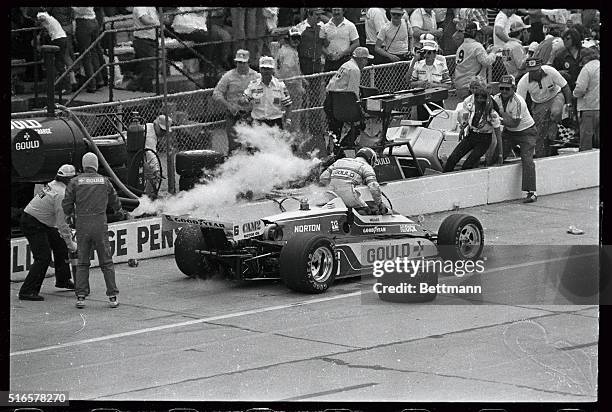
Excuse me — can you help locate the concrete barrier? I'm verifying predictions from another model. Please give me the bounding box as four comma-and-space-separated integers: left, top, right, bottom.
10, 150, 599, 282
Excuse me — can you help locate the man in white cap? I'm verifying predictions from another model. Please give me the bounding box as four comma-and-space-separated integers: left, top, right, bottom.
213, 49, 261, 154
18, 164, 78, 301
323, 46, 374, 139
242, 56, 293, 129
408, 38, 451, 120
493, 74, 539, 203
502, 20, 531, 79
62, 153, 123, 309
516, 57, 573, 157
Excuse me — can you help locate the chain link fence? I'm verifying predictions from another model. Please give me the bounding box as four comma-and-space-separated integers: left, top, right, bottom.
14, 52, 511, 192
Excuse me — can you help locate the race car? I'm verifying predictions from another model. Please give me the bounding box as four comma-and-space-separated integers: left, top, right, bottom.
162, 192, 484, 300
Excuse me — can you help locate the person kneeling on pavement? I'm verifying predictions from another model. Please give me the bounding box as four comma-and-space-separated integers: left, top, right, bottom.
319, 147, 388, 215
62, 153, 124, 309
18, 165, 78, 301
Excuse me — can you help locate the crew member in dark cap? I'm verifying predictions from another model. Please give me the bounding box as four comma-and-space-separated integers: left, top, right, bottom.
493, 75, 539, 203
62, 152, 123, 309
516, 57, 573, 157
18, 165, 77, 301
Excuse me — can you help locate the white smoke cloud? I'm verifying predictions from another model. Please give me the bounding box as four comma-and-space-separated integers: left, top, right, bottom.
132, 123, 322, 219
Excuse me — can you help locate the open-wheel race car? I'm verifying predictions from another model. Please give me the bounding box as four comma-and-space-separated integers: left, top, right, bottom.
162, 192, 484, 301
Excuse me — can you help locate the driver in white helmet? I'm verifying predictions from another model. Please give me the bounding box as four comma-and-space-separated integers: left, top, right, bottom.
319, 147, 388, 214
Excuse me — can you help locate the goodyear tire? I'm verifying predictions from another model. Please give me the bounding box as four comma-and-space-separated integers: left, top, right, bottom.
437, 214, 484, 261
377, 264, 438, 303
175, 150, 225, 176
280, 233, 337, 293
174, 225, 215, 279
92, 138, 128, 167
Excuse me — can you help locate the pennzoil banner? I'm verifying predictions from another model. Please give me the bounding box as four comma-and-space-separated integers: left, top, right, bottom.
10, 217, 179, 282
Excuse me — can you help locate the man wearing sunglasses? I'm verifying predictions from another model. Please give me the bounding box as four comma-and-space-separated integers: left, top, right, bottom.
493, 75, 539, 203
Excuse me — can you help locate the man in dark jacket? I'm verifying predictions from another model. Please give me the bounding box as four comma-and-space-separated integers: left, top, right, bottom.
62, 152, 122, 309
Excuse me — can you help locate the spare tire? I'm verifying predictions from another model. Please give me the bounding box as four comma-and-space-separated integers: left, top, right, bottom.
175, 150, 225, 176
92, 138, 128, 167
174, 225, 217, 279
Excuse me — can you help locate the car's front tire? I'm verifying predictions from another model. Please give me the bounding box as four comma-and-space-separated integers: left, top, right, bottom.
280, 234, 337, 293
437, 214, 484, 261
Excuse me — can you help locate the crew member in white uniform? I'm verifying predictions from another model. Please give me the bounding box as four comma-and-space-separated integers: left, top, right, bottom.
319, 147, 388, 215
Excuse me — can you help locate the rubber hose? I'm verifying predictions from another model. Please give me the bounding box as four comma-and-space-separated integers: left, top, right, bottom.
56, 104, 139, 200
118, 197, 140, 206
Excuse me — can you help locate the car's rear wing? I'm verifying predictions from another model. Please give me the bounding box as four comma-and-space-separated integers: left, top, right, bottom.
162, 214, 266, 241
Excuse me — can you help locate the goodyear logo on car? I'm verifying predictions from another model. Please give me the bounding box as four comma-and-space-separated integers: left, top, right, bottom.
161, 214, 231, 232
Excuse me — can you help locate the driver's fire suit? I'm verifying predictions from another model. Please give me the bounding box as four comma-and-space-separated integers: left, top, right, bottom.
319, 157, 382, 209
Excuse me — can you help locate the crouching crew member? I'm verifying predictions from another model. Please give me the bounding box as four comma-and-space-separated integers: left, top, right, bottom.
18, 165, 78, 301
319, 147, 388, 215
242, 56, 293, 129
493, 75, 539, 203
62, 153, 122, 309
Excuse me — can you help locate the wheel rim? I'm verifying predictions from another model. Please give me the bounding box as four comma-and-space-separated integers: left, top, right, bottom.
309, 246, 334, 283
458, 223, 482, 259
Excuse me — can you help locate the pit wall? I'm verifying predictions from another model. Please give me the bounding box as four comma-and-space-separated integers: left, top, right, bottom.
10, 150, 599, 282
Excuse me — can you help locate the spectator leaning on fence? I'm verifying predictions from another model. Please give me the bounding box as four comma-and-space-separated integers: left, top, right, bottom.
365, 8, 388, 65
129, 7, 160, 93
573, 48, 599, 151
502, 20, 531, 79
36, 11, 70, 93
516, 57, 573, 158
493, 74, 539, 203
375, 8, 411, 64
48, 7, 77, 90
408, 39, 451, 121
320, 8, 360, 72
242, 56, 293, 130
212, 49, 260, 154
295, 8, 325, 75
453, 22, 498, 100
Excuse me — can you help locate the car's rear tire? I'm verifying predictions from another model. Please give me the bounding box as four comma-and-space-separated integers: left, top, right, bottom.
174, 225, 215, 279
437, 214, 484, 261
377, 264, 439, 303
280, 233, 337, 293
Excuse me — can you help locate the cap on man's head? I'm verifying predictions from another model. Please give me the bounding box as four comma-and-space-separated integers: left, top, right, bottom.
288, 26, 301, 37
500, 74, 516, 86
390, 8, 404, 15
57, 164, 76, 177
234, 49, 250, 62
525, 57, 542, 71
421, 39, 439, 51
259, 56, 276, 69
510, 20, 531, 34
82, 152, 98, 171
154, 114, 173, 131
353, 46, 374, 59
528, 41, 539, 52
